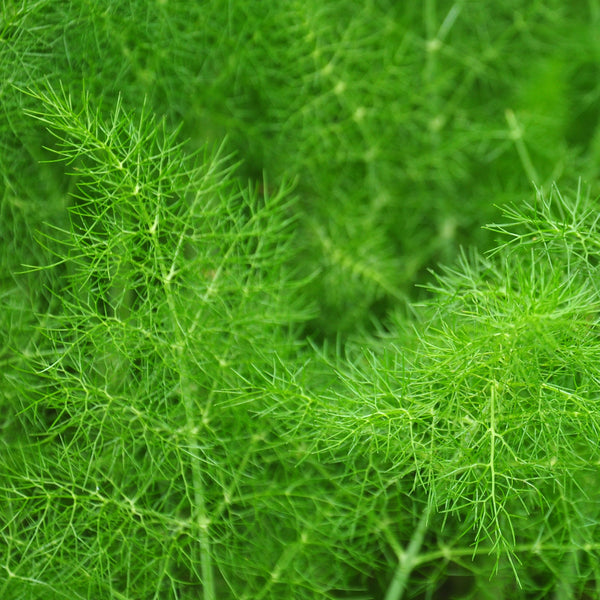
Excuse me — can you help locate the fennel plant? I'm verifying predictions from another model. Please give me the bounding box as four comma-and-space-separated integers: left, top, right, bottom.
2, 1, 600, 598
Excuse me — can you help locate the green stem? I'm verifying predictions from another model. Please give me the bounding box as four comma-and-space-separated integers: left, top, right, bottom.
505, 108, 540, 184
384, 506, 431, 600
160, 272, 215, 600
180, 361, 215, 600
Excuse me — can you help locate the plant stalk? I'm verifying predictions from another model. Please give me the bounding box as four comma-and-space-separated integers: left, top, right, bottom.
384, 506, 431, 600
162, 275, 215, 600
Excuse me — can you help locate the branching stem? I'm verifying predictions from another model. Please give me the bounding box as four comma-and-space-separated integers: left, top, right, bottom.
161, 276, 215, 600
384, 505, 431, 600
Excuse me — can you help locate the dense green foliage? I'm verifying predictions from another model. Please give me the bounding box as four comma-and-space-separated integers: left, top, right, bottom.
2, 1, 600, 598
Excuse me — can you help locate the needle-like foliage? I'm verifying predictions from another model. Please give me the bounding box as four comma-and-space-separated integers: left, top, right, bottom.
2, 86, 319, 599
3, 1, 600, 599
297, 185, 600, 598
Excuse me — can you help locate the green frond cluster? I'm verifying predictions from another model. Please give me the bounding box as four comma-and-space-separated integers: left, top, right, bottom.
2, 1, 600, 599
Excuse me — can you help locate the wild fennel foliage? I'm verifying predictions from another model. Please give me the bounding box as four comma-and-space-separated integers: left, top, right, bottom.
303, 187, 600, 596
3, 1, 600, 596
1, 89, 335, 599
3, 86, 600, 600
